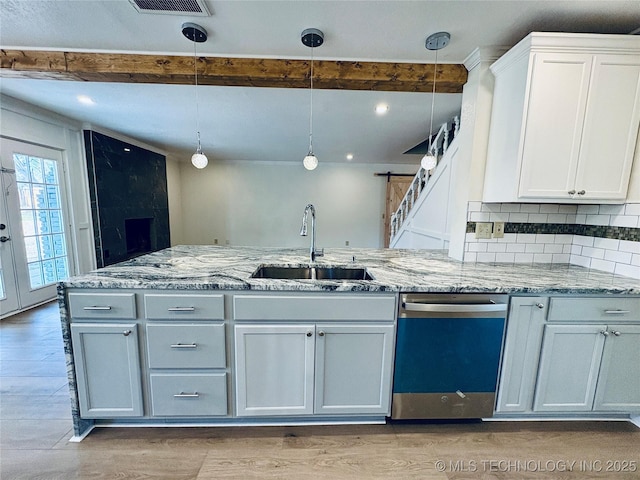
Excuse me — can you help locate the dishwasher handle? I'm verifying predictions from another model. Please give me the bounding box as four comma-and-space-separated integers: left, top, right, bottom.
402, 302, 507, 314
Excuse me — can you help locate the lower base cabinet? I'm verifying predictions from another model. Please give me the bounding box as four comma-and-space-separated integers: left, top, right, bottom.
234, 323, 394, 417
149, 373, 227, 416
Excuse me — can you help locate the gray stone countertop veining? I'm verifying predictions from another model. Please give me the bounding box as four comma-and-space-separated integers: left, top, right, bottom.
59, 245, 639, 295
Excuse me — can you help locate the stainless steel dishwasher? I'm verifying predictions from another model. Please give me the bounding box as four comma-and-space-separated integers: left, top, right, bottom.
391, 293, 508, 419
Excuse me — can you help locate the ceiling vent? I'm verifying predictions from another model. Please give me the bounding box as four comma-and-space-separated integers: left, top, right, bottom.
128, 0, 210, 16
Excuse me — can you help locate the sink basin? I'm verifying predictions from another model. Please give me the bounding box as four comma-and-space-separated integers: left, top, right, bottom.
251, 265, 374, 281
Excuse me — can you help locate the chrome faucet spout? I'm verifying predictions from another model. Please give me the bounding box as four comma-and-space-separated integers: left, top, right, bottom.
300, 204, 323, 263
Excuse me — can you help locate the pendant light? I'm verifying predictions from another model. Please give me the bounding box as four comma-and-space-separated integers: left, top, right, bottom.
421, 32, 450, 171
301, 28, 324, 171
182, 22, 209, 169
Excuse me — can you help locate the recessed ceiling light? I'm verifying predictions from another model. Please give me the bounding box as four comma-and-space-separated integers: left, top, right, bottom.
77, 95, 95, 105
375, 104, 389, 115
346, 153, 354, 160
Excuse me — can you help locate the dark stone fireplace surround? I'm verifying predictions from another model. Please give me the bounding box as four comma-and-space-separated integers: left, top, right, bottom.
84, 131, 170, 268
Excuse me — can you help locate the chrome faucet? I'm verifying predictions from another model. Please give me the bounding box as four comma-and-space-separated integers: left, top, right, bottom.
300, 203, 324, 263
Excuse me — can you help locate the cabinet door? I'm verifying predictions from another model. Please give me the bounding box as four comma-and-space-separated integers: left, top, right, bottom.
314, 324, 394, 415
234, 324, 315, 416
496, 297, 547, 413
70, 323, 143, 418
594, 325, 640, 412
518, 53, 592, 199
533, 324, 606, 412
575, 55, 640, 200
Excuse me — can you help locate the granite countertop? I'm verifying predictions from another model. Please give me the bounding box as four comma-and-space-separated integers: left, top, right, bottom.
59, 245, 639, 295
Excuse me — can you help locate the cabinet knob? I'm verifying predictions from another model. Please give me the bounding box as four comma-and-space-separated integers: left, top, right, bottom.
123, 330, 132, 336
535, 302, 544, 309
568, 190, 576, 195
600, 330, 610, 337
318, 331, 325, 337
612, 331, 621, 337
306, 331, 313, 337
577, 190, 586, 195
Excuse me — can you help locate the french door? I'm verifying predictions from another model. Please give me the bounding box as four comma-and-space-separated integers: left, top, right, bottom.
0, 138, 72, 317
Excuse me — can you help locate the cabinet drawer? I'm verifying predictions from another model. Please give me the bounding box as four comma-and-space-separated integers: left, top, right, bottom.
233, 295, 396, 321
149, 373, 227, 417
68, 293, 136, 319
146, 323, 226, 369
548, 297, 639, 322
144, 294, 224, 320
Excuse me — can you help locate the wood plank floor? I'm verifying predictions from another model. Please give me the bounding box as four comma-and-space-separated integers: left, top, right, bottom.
1, 302, 638, 479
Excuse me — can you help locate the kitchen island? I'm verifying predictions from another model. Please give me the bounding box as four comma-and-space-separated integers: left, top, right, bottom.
59, 246, 639, 440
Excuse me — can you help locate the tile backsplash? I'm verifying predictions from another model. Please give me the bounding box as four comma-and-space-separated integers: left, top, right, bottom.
464, 202, 640, 279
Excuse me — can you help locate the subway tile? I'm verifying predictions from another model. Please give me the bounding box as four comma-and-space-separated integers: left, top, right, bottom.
558, 205, 578, 214
495, 253, 515, 263
516, 233, 537, 243
570, 254, 591, 268
555, 234, 574, 244
463, 252, 477, 262
469, 212, 491, 222
487, 243, 507, 253
468, 201, 483, 212
535, 234, 556, 243
575, 214, 587, 224
540, 204, 560, 214
631, 253, 640, 267
544, 244, 564, 254
489, 212, 509, 222
565, 214, 578, 224
604, 250, 632, 264
468, 243, 488, 252
478, 237, 498, 243
481, 203, 502, 213
476, 252, 496, 262
552, 254, 570, 264
563, 244, 573, 254
500, 203, 521, 213
611, 215, 639, 228
533, 253, 553, 263
624, 203, 640, 215
585, 214, 611, 226
614, 263, 640, 279
525, 243, 545, 253
465, 232, 476, 242
514, 253, 534, 263
502, 233, 517, 242
520, 204, 540, 213
619, 240, 640, 254
547, 214, 568, 223
571, 245, 583, 255
581, 246, 605, 259
573, 236, 594, 247
506, 244, 527, 253
528, 213, 549, 223
598, 204, 625, 215
590, 258, 616, 273
577, 205, 600, 214
509, 213, 530, 222
593, 238, 620, 251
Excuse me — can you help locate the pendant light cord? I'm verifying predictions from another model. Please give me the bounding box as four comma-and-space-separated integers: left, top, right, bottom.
427, 48, 438, 155
308, 44, 314, 155
193, 35, 202, 153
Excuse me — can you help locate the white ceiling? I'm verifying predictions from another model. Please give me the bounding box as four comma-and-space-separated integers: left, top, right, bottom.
1, 0, 639, 165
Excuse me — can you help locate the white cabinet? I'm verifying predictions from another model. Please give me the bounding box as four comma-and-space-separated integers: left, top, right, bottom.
233, 294, 396, 418
496, 297, 547, 413
483, 33, 640, 203
71, 323, 143, 418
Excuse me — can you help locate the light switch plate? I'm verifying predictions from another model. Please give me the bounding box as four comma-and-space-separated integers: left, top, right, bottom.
475, 222, 492, 239
493, 222, 505, 238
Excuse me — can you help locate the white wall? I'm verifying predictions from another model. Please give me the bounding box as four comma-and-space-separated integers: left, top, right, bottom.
178, 160, 417, 248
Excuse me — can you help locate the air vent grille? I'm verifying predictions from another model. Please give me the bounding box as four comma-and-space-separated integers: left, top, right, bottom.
129, 0, 210, 16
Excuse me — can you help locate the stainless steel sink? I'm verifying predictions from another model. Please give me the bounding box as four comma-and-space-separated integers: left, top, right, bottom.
251, 265, 374, 281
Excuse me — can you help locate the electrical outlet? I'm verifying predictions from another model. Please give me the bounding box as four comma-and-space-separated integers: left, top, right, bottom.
214, 238, 218, 245
493, 222, 505, 238
345, 240, 350, 246
475, 222, 492, 239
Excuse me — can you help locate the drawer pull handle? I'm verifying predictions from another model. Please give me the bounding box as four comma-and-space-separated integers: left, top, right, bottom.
613, 331, 621, 337
167, 307, 196, 312
174, 392, 199, 398
604, 310, 630, 315
568, 190, 576, 195
83, 305, 112, 311
535, 303, 544, 309
170, 343, 197, 348
577, 190, 586, 195
123, 330, 132, 336
600, 330, 610, 336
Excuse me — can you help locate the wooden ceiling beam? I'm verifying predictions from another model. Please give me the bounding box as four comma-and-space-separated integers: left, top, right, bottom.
0, 50, 467, 93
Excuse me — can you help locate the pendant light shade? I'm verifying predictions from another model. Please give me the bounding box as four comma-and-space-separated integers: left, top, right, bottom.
183, 22, 209, 169
422, 31, 450, 171
301, 28, 323, 170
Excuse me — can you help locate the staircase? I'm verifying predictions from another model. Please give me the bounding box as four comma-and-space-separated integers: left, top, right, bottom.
389, 117, 460, 249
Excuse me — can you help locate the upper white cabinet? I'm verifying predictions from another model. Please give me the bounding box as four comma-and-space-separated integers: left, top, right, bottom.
483, 33, 640, 203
